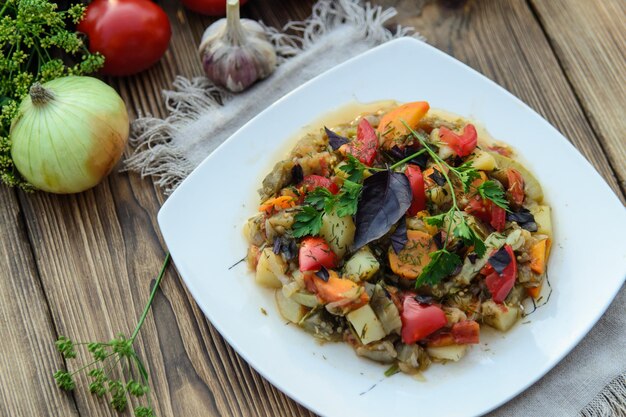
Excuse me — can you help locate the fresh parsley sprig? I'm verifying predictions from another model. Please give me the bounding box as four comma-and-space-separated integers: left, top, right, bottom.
292, 180, 363, 238
401, 122, 509, 288
53, 254, 171, 417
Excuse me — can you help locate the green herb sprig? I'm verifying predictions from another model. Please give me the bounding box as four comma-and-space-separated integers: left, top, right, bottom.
401, 122, 509, 287
0, 0, 105, 189
292, 180, 363, 238
54, 254, 170, 417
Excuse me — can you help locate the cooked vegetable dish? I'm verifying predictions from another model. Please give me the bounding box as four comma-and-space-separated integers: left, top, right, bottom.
244, 101, 552, 374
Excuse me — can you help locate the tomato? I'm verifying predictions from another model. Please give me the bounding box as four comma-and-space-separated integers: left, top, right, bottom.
301, 175, 339, 194
465, 195, 506, 232
181, 0, 248, 16
78, 0, 171, 76
400, 297, 447, 344
405, 164, 426, 216
342, 118, 378, 166
452, 320, 480, 344
298, 237, 337, 272
506, 168, 525, 207
483, 245, 517, 303
438, 124, 478, 157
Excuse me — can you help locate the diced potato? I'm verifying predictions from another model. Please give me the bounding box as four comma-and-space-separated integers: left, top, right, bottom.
275, 289, 308, 323
531, 205, 552, 238
319, 212, 355, 258
290, 291, 320, 308
468, 149, 496, 171
426, 344, 468, 362
343, 246, 380, 281
255, 248, 285, 288
489, 152, 543, 202
346, 304, 387, 345
482, 300, 520, 332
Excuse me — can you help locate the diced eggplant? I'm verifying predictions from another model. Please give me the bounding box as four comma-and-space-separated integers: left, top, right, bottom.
299, 308, 345, 342
355, 340, 397, 364
369, 284, 402, 335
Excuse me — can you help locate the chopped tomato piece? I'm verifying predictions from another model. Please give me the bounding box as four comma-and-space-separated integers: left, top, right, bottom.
452, 320, 480, 344
425, 330, 456, 347
490, 204, 506, 232
465, 195, 506, 232
405, 164, 426, 216
342, 118, 378, 166
439, 124, 478, 157
298, 237, 338, 272
484, 245, 517, 303
401, 297, 447, 344
301, 174, 339, 194
506, 168, 525, 207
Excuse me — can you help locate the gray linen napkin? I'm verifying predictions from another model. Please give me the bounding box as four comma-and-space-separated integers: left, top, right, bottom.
126, 1, 626, 415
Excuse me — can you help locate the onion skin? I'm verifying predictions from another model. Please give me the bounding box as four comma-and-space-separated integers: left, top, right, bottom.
10, 76, 129, 194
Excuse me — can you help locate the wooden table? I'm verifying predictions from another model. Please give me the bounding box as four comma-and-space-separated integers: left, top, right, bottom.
1, 0, 623, 415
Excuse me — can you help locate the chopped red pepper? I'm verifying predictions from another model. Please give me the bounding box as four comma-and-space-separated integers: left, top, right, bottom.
342, 118, 378, 166
439, 124, 478, 157
405, 164, 426, 216
506, 168, 525, 207
465, 195, 506, 232
483, 245, 517, 303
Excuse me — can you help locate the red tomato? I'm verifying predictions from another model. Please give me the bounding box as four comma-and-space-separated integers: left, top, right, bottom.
298, 237, 337, 272
405, 164, 426, 216
301, 175, 339, 194
439, 124, 478, 157
181, 0, 248, 16
342, 118, 378, 166
506, 168, 525, 207
78, 0, 171, 76
484, 245, 517, 303
452, 320, 480, 344
400, 297, 447, 344
465, 195, 506, 232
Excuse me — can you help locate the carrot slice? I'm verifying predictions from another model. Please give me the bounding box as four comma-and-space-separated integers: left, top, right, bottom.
258, 195, 296, 213
526, 284, 542, 299
304, 271, 369, 308
530, 239, 548, 274
378, 101, 430, 146
388, 230, 438, 279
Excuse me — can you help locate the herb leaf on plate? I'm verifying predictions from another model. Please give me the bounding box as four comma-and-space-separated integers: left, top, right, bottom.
353, 170, 412, 250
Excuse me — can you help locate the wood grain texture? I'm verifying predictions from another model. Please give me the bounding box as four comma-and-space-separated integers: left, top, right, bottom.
0, 187, 79, 417
2, 0, 623, 416
529, 0, 626, 194
380, 0, 624, 202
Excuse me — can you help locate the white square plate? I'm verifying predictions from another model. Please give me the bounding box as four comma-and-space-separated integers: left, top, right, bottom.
158, 38, 626, 417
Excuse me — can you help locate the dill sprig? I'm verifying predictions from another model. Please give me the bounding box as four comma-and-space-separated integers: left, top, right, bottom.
0, 0, 105, 189
54, 254, 170, 417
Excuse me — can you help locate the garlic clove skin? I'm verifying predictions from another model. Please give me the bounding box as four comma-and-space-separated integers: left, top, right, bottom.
198, 0, 276, 93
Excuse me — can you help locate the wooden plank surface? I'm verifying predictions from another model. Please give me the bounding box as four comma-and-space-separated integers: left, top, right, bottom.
0, 187, 79, 417
0, 0, 623, 416
530, 0, 626, 194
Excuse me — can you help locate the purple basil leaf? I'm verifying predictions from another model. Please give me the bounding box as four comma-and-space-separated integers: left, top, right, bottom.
488, 246, 511, 275
507, 208, 538, 232
467, 253, 478, 264
290, 164, 304, 185
429, 169, 446, 187
315, 266, 330, 282
353, 170, 412, 250
433, 231, 445, 250
272, 238, 281, 254
414, 294, 434, 305
387, 145, 429, 168
325, 127, 350, 150
390, 216, 408, 254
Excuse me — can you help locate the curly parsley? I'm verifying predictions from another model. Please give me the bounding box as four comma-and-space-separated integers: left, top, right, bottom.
0, 0, 105, 189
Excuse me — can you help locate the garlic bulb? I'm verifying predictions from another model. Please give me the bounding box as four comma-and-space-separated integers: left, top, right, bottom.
198, 0, 276, 92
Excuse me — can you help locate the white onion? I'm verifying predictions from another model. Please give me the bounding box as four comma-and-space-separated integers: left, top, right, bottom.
10, 76, 129, 193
